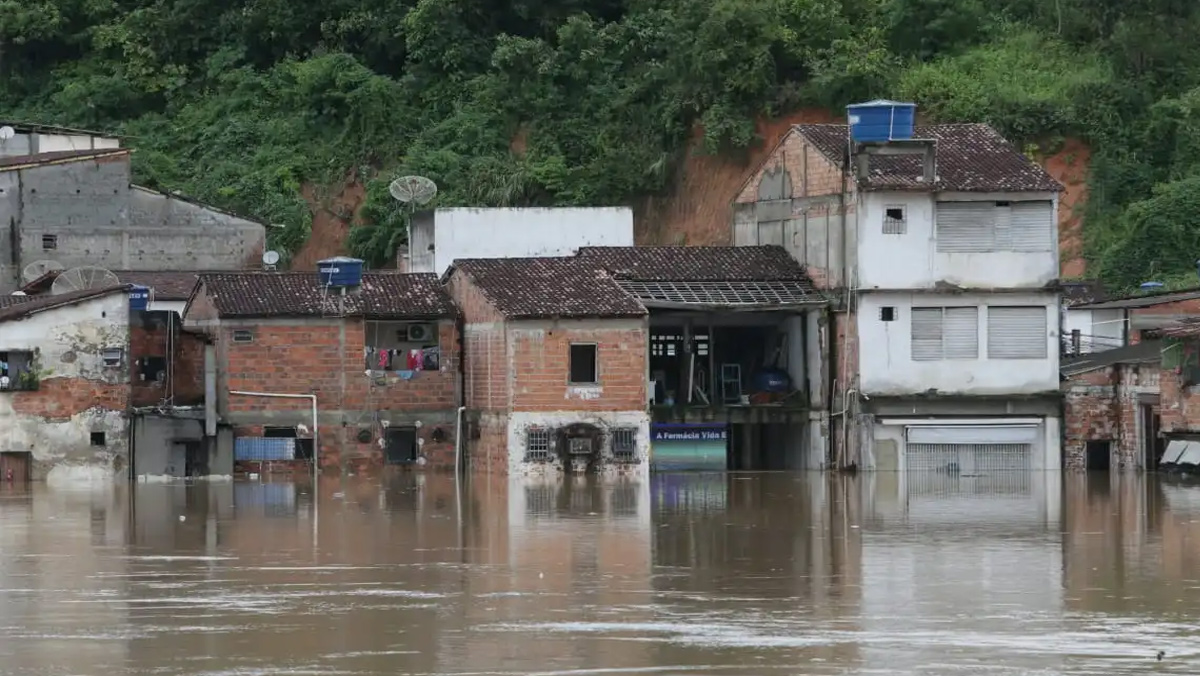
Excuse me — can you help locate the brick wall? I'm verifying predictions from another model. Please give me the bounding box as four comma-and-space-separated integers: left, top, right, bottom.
735, 132, 845, 204
129, 312, 206, 407
509, 322, 647, 412
1064, 363, 1156, 470
447, 271, 508, 411
197, 291, 460, 471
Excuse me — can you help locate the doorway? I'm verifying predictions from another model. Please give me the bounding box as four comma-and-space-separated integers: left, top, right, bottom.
384, 427, 418, 465
1141, 405, 1165, 470
1085, 440, 1112, 471
0, 451, 31, 484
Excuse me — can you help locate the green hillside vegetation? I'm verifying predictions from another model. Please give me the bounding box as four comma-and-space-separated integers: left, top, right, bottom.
2, 0, 1198, 290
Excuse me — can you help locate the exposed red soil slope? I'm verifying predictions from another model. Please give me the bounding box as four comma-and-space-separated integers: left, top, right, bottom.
633, 109, 838, 246
1041, 138, 1091, 278
291, 176, 367, 271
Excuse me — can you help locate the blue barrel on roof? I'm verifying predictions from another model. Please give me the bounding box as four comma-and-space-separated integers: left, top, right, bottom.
317, 256, 364, 287
129, 285, 151, 311
846, 100, 917, 143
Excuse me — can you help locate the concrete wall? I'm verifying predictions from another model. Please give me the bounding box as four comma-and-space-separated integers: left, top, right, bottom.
423, 207, 635, 276
1063, 308, 1124, 354
0, 293, 130, 481
732, 128, 855, 289
0, 156, 266, 292
0, 131, 120, 158
131, 415, 205, 477
857, 192, 1059, 290
857, 291, 1060, 396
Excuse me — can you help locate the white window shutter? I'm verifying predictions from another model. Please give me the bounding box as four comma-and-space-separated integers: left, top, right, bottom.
911, 308, 944, 361
988, 306, 1048, 358
943, 307, 979, 359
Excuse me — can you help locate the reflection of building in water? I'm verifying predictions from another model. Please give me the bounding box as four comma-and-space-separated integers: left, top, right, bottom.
445, 476, 655, 674
0, 487, 130, 673
651, 474, 863, 666
1062, 475, 1200, 614
859, 472, 1063, 673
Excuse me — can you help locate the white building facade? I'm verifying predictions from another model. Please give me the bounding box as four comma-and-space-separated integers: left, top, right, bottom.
730, 117, 1066, 471
856, 189, 1063, 471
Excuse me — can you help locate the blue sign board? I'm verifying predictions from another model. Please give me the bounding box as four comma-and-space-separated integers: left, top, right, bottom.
650, 423, 728, 471
652, 423, 728, 443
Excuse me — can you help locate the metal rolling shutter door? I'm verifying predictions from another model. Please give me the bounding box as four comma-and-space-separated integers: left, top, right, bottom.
1010, 201, 1054, 251
906, 425, 1037, 472
936, 202, 993, 252
988, 307, 1048, 359
911, 308, 943, 361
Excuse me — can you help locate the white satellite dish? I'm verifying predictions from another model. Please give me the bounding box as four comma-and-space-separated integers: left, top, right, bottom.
21, 259, 65, 285
389, 176, 438, 207
51, 266, 121, 295
10, 291, 26, 296
262, 250, 281, 268
0, 126, 14, 141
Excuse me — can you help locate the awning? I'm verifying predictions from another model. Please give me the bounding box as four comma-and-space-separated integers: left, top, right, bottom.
905, 424, 1039, 445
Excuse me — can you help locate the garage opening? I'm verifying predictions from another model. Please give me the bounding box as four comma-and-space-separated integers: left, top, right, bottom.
905, 425, 1037, 473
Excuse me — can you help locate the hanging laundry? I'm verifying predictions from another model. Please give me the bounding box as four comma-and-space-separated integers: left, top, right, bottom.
378, 349, 390, 369
408, 348, 423, 371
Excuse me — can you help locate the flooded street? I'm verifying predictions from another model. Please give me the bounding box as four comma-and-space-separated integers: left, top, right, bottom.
1, 473, 1198, 675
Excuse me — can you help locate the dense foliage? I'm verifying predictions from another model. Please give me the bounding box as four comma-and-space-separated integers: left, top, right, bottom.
2, 0, 1199, 287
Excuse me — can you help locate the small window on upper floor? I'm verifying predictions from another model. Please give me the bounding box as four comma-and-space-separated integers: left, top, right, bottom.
880, 306, 896, 322
232, 329, 254, 343
883, 206, 906, 235
42, 234, 57, 251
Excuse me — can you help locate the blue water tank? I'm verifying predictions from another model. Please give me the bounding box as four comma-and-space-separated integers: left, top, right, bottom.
752, 368, 792, 393
129, 285, 151, 311
846, 100, 917, 143
317, 257, 364, 287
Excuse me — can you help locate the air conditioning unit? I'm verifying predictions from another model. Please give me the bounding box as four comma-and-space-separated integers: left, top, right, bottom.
406, 323, 434, 342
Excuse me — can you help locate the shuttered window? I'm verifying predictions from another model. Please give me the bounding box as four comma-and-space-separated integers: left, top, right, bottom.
911, 307, 979, 361
936, 201, 1053, 252
987, 306, 1047, 359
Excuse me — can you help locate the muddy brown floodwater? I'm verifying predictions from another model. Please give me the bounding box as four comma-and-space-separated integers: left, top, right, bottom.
1, 472, 1198, 675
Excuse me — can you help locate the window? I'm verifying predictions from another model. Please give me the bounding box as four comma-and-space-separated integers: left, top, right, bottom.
138, 356, 166, 382
0, 350, 37, 390
911, 307, 978, 361
569, 343, 598, 384
102, 347, 124, 368
42, 234, 57, 251
525, 428, 552, 462
231, 329, 254, 343
611, 428, 637, 461
90, 432, 106, 446
883, 206, 906, 234
987, 306, 1047, 359
936, 201, 1054, 252
880, 306, 896, 322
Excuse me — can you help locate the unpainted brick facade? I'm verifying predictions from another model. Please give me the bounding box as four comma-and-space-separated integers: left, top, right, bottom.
447, 272, 651, 475
731, 129, 856, 291
1062, 364, 1157, 470
129, 311, 206, 407
187, 285, 461, 475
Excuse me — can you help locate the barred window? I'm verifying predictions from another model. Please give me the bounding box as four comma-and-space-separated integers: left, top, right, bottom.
525, 428, 552, 461
611, 428, 637, 460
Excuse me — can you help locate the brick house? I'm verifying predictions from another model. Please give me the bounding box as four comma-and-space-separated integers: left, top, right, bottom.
1061, 342, 1161, 471
0, 286, 133, 483
1067, 287, 1200, 354
444, 256, 651, 475
1150, 319, 1200, 467
183, 271, 460, 475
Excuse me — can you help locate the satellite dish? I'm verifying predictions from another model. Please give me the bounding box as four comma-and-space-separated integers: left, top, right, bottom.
21, 260, 65, 285
10, 291, 26, 296
389, 176, 438, 207
262, 250, 281, 266
0, 126, 14, 141
51, 266, 121, 295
